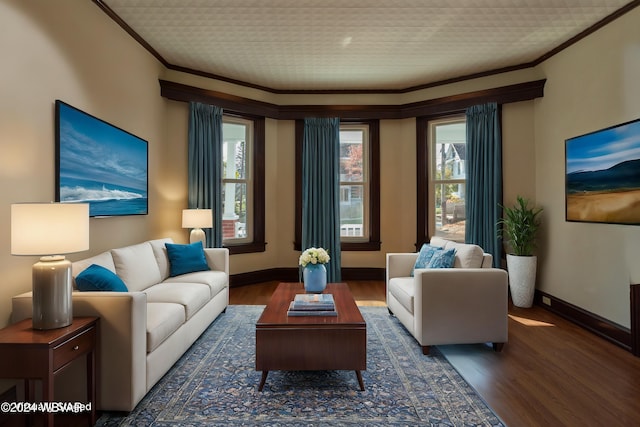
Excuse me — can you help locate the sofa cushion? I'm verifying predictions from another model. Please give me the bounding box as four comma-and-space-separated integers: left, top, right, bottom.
111, 242, 162, 292
72, 251, 115, 289
388, 277, 414, 314
146, 302, 185, 353
144, 283, 210, 320
427, 248, 457, 268
165, 242, 210, 277
163, 270, 228, 299
76, 264, 128, 292
149, 238, 174, 281
412, 244, 443, 276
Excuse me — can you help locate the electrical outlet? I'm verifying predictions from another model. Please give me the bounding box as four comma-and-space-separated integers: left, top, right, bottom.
542, 296, 551, 306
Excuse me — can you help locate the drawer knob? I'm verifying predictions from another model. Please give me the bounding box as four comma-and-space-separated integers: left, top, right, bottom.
73, 345, 79, 351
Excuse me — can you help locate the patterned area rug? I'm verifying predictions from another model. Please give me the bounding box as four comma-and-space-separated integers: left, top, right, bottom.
97, 306, 504, 426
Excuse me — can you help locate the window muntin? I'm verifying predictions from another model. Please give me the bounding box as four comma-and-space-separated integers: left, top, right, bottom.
339, 125, 369, 242
222, 117, 252, 244
429, 117, 466, 242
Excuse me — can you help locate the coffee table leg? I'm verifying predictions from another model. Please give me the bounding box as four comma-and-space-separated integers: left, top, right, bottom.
258, 371, 269, 391
355, 370, 365, 391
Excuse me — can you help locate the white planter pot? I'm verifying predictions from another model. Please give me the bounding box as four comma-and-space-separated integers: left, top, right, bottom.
506, 254, 537, 308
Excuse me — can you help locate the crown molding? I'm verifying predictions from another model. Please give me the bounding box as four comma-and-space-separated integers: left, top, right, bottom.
159, 79, 545, 120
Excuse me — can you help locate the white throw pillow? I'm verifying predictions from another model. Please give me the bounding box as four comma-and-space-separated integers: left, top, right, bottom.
111, 242, 162, 292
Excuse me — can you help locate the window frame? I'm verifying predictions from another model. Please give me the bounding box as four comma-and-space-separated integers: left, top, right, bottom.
221, 116, 253, 245
416, 112, 466, 250
221, 111, 266, 255
295, 119, 380, 251
428, 116, 467, 243
339, 123, 370, 243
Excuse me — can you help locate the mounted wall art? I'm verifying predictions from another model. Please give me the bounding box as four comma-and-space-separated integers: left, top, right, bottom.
565, 118, 640, 225
55, 100, 148, 217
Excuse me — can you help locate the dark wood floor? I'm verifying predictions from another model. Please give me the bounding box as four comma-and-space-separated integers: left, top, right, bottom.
230, 280, 640, 427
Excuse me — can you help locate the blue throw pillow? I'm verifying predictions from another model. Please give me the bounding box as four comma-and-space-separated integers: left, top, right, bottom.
165, 241, 210, 277
76, 264, 128, 292
427, 248, 457, 268
411, 244, 443, 276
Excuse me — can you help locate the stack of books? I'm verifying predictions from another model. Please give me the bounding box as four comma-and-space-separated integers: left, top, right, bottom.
287, 294, 337, 316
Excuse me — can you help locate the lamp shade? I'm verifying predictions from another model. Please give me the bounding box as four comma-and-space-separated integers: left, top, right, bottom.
11, 203, 90, 256
182, 209, 213, 229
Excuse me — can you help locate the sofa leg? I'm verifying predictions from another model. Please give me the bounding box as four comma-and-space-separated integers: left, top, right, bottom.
421, 345, 431, 355
388, 308, 394, 316
492, 342, 505, 352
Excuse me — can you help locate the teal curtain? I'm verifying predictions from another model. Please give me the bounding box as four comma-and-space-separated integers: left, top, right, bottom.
302, 118, 342, 282
188, 102, 223, 247
465, 103, 502, 267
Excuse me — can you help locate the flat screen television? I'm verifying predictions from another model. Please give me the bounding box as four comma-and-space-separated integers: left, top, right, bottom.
565, 117, 640, 225
55, 100, 148, 217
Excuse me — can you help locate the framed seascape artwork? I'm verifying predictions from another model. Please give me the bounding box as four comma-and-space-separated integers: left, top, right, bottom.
565, 118, 640, 225
55, 100, 148, 217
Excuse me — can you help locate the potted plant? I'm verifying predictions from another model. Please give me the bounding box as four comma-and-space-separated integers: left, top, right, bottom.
497, 196, 543, 307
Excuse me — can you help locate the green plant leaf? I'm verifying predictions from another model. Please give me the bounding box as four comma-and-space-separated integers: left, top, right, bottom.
496, 196, 543, 256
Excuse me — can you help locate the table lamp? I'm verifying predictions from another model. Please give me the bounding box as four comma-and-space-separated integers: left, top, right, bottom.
11, 203, 90, 330
182, 209, 213, 244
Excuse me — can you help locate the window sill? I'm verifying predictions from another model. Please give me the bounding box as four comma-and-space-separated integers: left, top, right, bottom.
224, 241, 267, 255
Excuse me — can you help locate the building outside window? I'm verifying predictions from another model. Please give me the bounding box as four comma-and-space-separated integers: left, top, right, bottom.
429, 117, 466, 242
339, 124, 369, 241
222, 116, 252, 244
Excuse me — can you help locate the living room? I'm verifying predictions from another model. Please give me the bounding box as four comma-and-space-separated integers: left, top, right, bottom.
1, 0, 640, 425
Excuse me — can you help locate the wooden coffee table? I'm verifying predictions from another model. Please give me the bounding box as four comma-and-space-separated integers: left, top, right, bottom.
255, 282, 366, 391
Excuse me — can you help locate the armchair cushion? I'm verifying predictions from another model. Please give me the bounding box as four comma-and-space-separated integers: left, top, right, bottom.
411, 244, 443, 276
430, 237, 484, 268
388, 277, 415, 314
426, 248, 456, 268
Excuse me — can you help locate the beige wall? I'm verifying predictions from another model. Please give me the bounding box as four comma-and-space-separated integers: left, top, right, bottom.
534, 6, 640, 328
0, 0, 167, 326
2, 0, 634, 333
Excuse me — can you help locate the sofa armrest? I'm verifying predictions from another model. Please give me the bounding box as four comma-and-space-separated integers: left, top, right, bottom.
386, 253, 418, 281
413, 268, 508, 345
204, 248, 229, 276
12, 291, 148, 412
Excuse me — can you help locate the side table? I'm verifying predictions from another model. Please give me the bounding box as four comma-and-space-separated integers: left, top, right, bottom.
0, 316, 98, 427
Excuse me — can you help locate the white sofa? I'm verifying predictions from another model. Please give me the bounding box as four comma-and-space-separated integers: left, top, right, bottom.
386, 237, 508, 355
11, 238, 229, 412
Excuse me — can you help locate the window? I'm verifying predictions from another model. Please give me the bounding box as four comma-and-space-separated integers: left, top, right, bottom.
294, 120, 380, 251
429, 117, 467, 242
221, 114, 265, 254
339, 124, 369, 242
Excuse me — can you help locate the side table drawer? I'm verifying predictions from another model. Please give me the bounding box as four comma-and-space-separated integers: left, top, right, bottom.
53, 326, 95, 371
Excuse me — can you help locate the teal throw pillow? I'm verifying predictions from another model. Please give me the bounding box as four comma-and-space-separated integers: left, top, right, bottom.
165, 241, 210, 277
411, 244, 443, 276
427, 248, 457, 268
76, 264, 128, 292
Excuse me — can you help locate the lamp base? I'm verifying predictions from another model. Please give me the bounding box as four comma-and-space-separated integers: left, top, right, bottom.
32, 257, 73, 330
190, 228, 206, 245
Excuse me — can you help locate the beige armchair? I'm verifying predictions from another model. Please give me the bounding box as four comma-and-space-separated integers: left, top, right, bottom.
386, 237, 508, 355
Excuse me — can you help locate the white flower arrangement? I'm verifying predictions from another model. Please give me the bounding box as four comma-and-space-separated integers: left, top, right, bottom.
299, 247, 330, 267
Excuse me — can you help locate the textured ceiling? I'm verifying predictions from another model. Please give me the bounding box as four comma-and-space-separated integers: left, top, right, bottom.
99, 0, 634, 91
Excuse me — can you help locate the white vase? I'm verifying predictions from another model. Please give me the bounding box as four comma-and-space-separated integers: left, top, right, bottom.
506, 254, 537, 308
